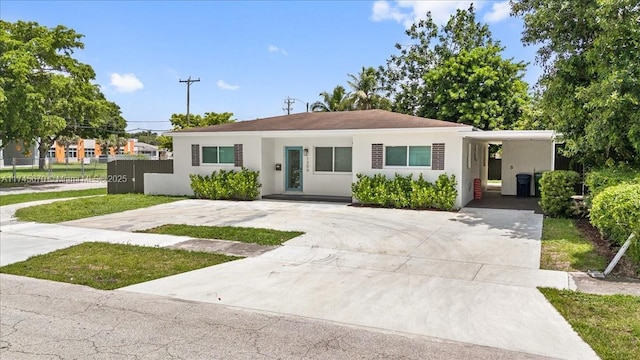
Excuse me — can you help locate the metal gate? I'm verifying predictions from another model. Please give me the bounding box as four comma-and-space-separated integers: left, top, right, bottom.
107, 160, 173, 194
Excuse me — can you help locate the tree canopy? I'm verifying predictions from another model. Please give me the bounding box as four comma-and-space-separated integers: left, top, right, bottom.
378, 5, 530, 130
157, 112, 235, 151
0, 20, 125, 167
512, 0, 640, 166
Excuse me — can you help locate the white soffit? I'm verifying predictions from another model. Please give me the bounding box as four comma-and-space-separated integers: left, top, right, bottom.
462, 130, 555, 141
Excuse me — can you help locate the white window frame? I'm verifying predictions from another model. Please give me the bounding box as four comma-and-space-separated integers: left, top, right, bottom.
384, 145, 432, 168
201, 145, 235, 165
314, 146, 352, 173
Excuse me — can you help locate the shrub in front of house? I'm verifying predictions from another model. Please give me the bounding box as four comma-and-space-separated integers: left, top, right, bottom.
352, 173, 457, 211
539, 170, 580, 217
190, 168, 261, 201
590, 183, 640, 262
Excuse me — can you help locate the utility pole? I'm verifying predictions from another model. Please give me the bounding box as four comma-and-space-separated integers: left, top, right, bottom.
283, 97, 309, 115
179, 76, 200, 126
283, 97, 295, 115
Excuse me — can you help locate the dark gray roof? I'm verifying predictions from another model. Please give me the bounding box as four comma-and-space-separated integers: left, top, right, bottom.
172, 110, 468, 133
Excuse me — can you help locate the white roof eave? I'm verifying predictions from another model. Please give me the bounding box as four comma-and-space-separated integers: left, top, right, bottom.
460, 130, 556, 141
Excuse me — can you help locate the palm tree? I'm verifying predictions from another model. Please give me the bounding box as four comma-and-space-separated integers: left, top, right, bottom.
347, 66, 385, 110
310, 85, 353, 112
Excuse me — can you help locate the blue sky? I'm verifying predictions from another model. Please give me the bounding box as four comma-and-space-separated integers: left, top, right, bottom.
1, 0, 540, 134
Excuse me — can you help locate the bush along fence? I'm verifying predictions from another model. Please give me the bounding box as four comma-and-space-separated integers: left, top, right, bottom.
540, 166, 640, 265
351, 173, 457, 211
190, 168, 261, 201
590, 183, 640, 262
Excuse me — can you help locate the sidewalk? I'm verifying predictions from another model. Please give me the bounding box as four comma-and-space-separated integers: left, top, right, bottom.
0, 181, 106, 196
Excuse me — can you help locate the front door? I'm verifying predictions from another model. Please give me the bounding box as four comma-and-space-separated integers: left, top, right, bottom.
285, 146, 303, 191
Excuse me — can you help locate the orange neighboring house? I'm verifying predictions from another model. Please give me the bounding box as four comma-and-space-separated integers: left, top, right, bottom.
50, 138, 135, 163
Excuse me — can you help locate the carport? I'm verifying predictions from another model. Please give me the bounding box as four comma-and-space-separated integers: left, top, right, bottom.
461, 130, 555, 208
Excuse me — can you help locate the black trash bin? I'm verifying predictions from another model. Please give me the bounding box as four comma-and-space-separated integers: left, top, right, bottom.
516, 173, 532, 197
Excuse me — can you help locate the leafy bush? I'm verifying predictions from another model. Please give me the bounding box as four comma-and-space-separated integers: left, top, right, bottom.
433, 174, 458, 211
352, 173, 457, 211
190, 168, 261, 200
590, 183, 640, 262
585, 166, 640, 199
539, 170, 580, 217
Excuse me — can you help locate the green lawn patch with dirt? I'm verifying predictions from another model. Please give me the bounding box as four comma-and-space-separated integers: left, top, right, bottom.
0, 242, 239, 290
540, 288, 640, 360
0, 188, 107, 206
138, 224, 304, 246
14, 194, 183, 223
541, 218, 607, 272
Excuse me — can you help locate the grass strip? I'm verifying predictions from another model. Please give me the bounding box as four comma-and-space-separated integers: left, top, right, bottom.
14, 194, 182, 223
540, 288, 640, 360
139, 224, 303, 246
0, 188, 107, 206
541, 218, 606, 272
0, 242, 239, 290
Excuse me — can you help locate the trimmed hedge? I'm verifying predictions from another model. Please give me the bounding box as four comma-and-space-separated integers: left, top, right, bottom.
352, 173, 457, 211
539, 170, 580, 217
585, 166, 640, 199
590, 183, 640, 261
190, 168, 261, 200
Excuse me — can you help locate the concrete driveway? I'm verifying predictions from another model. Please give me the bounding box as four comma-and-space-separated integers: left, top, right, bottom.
59, 199, 594, 359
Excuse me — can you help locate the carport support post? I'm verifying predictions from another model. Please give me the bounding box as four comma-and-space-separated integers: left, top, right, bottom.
603, 233, 635, 276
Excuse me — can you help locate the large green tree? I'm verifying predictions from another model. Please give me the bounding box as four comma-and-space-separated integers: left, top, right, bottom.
421, 45, 528, 130
0, 20, 125, 168
511, 0, 640, 165
378, 5, 529, 130
157, 112, 235, 151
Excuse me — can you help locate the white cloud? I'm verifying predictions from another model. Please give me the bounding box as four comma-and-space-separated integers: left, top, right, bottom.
371, 0, 481, 28
268, 44, 288, 56
483, 1, 511, 23
109, 73, 143, 93
216, 80, 239, 90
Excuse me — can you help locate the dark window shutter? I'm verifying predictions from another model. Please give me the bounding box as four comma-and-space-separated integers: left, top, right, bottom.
191, 144, 200, 166
371, 143, 383, 169
234, 144, 243, 167
432, 143, 445, 170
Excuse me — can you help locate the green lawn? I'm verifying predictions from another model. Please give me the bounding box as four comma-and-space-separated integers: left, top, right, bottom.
540, 288, 640, 360
15, 194, 183, 223
0, 188, 107, 206
541, 218, 607, 272
0, 162, 108, 180
138, 224, 304, 246
0, 242, 240, 290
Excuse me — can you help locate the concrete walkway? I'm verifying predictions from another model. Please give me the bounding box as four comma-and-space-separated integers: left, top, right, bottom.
0, 199, 598, 359
0, 180, 106, 196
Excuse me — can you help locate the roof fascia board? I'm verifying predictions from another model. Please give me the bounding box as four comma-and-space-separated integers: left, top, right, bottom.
168, 126, 472, 138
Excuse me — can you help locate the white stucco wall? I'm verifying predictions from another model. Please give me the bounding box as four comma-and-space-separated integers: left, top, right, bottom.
501, 140, 554, 196
352, 130, 466, 208
269, 137, 353, 197
459, 138, 488, 207
145, 134, 263, 197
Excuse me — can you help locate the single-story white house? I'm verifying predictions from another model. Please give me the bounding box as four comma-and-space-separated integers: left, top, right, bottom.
146, 110, 555, 209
